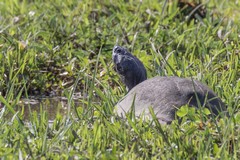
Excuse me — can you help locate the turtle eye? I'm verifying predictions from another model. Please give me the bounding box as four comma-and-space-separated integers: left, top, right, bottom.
114, 47, 122, 54
116, 48, 121, 53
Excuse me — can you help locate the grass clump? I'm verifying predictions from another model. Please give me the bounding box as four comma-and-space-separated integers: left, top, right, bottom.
0, 0, 239, 159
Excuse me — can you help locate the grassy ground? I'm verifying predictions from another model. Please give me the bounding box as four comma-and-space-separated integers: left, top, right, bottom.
0, 0, 239, 159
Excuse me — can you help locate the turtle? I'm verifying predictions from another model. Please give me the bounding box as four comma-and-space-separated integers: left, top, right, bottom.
112, 45, 226, 124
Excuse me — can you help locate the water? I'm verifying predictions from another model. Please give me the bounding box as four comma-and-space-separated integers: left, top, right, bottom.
18, 97, 68, 120
13, 95, 85, 121
0, 92, 101, 123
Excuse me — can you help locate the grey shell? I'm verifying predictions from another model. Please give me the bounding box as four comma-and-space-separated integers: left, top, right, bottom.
116, 76, 226, 124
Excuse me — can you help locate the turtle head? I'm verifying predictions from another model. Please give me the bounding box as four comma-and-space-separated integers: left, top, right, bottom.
112, 46, 131, 74
112, 46, 128, 64
112, 45, 147, 91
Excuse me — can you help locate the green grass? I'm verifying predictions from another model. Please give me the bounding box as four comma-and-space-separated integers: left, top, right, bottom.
0, 0, 239, 159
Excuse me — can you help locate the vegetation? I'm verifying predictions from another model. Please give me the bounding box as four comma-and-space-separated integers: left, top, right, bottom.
0, 0, 239, 159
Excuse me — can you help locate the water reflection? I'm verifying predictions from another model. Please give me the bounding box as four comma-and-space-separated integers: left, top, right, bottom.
17, 97, 82, 120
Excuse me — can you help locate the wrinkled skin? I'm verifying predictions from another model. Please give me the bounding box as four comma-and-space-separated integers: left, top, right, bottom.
112, 46, 227, 124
